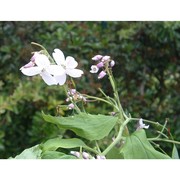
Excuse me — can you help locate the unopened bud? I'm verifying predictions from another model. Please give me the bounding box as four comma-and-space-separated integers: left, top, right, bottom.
70, 151, 80, 158
68, 103, 75, 109
110, 60, 115, 67
92, 55, 103, 61
102, 56, 110, 62
96, 155, 106, 159
98, 71, 106, 79
96, 62, 104, 68
82, 152, 90, 159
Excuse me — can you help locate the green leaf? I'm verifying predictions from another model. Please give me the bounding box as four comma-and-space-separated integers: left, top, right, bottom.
42, 137, 87, 151
42, 112, 118, 141
41, 151, 77, 159
120, 130, 171, 159
106, 147, 124, 159
14, 145, 42, 159
172, 144, 179, 159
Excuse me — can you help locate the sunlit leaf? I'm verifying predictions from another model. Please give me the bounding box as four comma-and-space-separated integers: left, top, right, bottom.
42, 112, 118, 141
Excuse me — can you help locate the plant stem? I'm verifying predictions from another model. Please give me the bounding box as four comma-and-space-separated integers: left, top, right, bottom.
31, 42, 55, 63
102, 118, 131, 156
84, 94, 118, 110
83, 146, 99, 154
148, 138, 180, 145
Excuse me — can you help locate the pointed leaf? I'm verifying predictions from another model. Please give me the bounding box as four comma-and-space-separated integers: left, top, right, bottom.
42, 137, 87, 151
120, 130, 171, 159
42, 112, 118, 141
172, 144, 179, 159
14, 145, 42, 159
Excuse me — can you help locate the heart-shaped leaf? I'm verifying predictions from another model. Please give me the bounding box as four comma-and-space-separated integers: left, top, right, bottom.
120, 129, 171, 159
42, 112, 118, 141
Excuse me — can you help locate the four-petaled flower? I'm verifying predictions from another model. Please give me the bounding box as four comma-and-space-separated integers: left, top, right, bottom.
137, 118, 149, 130
20, 52, 64, 85
52, 49, 84, 85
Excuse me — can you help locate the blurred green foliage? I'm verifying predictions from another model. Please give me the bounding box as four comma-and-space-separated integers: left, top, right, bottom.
0, 21, 180, 158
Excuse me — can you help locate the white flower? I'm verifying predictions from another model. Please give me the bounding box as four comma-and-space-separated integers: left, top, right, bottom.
20, 53, 64, 85
137, 118, 149, 130
52, 49, 84, 85
90, 65, 99, 73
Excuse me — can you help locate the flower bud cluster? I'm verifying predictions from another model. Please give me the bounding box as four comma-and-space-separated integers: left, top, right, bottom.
66, 89, 87, 109
70, 151, 106, 160
90, 54, 115, 79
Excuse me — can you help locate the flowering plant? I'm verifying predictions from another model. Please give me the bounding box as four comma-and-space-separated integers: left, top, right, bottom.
14, 42, 179, 159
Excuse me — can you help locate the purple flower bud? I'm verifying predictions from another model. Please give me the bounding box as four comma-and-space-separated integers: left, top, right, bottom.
110, 60, 115, 67
96, 62, 104, 68
70, 151, 80, 158
82, 152, 90, 159
66, 98, 70, 102
68, 103, 75, 109
69, 89, 76, 95
96, 155, 106, 159
98, 71, 106, 79
92, 55, 103, 61
102, 56, 110, 62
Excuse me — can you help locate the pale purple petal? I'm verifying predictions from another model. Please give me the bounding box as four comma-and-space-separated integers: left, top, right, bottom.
40, 71, 57, 85
66, 69, 84, 78
20, 66, 42, 76
52, 49, 66, 65
65, 56, 78, 69
35, 54, 50, 68
54, 73, 67, 85
47, 65, 65, 76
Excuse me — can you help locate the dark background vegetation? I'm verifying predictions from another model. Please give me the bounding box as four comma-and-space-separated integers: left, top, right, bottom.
0, 21, 180, 158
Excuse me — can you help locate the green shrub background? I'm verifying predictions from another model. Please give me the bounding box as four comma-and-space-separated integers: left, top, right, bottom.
0, 21, 180, 158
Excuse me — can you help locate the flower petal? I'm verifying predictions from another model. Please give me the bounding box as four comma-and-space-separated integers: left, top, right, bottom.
54, 73, 67, 85
66, 69, 84, 78
52, 49, 65, 65
35, 54, 50, 68
20, 66, 42, 76
46, 65, 65, 76
40, 71, 57, 85
65, 56, 78, 69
